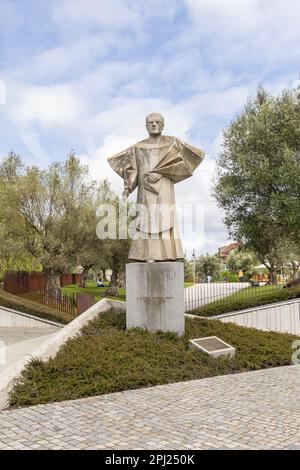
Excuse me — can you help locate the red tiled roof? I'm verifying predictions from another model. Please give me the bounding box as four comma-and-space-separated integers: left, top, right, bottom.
218, 242, 241, 257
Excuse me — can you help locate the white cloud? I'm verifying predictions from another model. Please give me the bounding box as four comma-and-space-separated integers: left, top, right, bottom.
185, 0, 300, 67
52, 0, 139, 30
9, 83, 84, 129
0, 80, 6, 105
14, 35, 110, 82
79, 133, 138, 192
185, 0, 262, 36
52, 0, 180, 33
186, 0, 300, 37
0, 1, 23, 33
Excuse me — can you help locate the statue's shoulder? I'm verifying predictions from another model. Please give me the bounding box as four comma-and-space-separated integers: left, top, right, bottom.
135, 138, 149, 147
162, 135, 177, 144
108, 145, 133, 161
135, 136, 176, 148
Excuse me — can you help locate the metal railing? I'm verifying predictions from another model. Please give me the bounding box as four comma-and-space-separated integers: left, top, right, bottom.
184, 281, 285, 312
21, 290, 78, 317
3, 275, 97, 317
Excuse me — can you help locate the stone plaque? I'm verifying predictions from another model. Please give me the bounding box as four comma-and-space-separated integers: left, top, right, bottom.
189, 336, 235, 358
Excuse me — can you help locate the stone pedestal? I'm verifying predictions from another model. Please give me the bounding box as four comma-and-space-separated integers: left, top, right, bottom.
126, 262, 184, 335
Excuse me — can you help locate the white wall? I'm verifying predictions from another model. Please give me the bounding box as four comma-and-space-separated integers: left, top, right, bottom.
0, 307, 62, 328
211, 299, 300, 335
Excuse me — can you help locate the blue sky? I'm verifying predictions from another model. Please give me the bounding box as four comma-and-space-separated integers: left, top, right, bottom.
0, 0, 299, 256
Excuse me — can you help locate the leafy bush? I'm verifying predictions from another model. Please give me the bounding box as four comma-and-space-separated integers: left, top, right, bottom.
214, 271, 240, 282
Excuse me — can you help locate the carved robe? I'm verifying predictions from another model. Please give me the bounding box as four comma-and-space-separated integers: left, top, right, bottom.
107, 135, 204, 261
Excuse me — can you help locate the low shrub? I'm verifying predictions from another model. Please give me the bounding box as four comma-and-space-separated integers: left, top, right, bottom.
214, 271, 240, 282
189, 285, 300, 317
9, 309, 298, 407
0, 289, 72, 324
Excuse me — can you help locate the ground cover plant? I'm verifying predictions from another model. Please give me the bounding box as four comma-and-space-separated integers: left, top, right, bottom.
9, 309, 298, 407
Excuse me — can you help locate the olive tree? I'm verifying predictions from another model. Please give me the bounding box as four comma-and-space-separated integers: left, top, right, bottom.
214, 86, 300, 283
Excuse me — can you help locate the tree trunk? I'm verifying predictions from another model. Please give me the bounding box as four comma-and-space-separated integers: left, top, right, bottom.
80, 266, 90, 288
46, 269, 61, 294
101, 268, 108, 282
118, 270, 126, 288
291, 262, 299, 281
268, 266, 277, 285
105, 270, 119, 297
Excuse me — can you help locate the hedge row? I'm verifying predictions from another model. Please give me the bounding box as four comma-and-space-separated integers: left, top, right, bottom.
189, 285, 300, 317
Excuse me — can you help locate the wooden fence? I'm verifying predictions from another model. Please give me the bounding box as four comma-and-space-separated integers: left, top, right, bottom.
2, 271, 88, 317
3, 271, 82, 295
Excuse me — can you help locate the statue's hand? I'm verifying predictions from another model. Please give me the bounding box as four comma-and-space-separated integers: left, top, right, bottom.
147, 173, 161, 183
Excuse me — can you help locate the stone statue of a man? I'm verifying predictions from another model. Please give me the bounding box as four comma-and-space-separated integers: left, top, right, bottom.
107, 113, 204, 262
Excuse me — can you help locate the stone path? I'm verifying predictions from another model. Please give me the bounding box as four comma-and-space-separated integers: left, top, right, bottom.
0, 365, 299, 450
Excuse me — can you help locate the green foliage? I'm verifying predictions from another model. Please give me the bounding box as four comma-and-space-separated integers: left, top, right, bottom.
214, 86, 300, 282
195, 254, 221, 279
189, 284, 300, 316
214, 270, 240, 282
0, 151, 23, 181
9, 309, 298, 407
226, 250, 256, 278
0, 152, 119, 289
99, 197, 131, 295
184, 253, 194, 282
0, 289, 71, 324
61, 280, 126, 302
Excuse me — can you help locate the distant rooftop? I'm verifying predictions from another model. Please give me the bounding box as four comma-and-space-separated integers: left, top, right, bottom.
218, 242, 242, 258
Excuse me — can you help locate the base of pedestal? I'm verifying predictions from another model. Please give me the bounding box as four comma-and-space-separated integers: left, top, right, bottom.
126, 262, 184, 335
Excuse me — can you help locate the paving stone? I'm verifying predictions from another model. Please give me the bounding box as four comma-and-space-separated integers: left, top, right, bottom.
0, 365, 299, 449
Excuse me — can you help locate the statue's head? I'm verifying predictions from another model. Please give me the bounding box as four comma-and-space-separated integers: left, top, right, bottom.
145, 112, 164, 136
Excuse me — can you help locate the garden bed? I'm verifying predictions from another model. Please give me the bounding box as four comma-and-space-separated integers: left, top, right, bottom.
9, 309, 298, 407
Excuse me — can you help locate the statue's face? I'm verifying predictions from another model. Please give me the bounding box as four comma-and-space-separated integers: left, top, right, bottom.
146, 115, 164, 136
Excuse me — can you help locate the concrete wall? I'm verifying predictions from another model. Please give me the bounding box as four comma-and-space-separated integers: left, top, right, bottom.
0, 307, 62, 328
209, 299, 300, 335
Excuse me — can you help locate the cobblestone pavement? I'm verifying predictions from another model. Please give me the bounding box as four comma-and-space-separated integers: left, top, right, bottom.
0, 365, 299, 450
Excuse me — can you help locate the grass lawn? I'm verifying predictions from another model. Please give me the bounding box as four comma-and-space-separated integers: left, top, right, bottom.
62, 280, 194, 302
0, 289, 70, 324
189, 284, 300, 317
9, 309, 298, 407
61, 280, 126, 302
